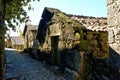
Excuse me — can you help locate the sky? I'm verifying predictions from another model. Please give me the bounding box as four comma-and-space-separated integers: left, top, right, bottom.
9, 0, 107, 36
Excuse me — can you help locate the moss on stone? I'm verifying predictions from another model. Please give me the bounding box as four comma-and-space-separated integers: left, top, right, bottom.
73, 27, 83, 40
74, 41, 81, 47
75, 33, 81, 40
97, 31, 108, 41
79, 31, 109, 59
99, 42, 108, 53
85, 32, 93, 40
91, 40, 98, 47
79, 40, 89, 51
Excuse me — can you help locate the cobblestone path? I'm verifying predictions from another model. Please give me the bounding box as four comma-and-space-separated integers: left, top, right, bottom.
5, 48, 66, 80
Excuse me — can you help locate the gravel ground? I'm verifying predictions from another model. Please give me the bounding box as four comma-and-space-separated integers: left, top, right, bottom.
4, 48, 66, 80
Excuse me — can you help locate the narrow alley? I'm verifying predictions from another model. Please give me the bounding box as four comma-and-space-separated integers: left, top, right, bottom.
4, 48, 66, 80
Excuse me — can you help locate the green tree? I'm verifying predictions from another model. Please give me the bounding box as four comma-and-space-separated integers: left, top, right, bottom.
0, 0, 40, 79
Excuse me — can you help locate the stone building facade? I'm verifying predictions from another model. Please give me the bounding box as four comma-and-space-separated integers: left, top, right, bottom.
5, 36, 24, 51
36, 7, 109, 80
23, 23, 38, 49
10, 36, 24, 51
37, 7, 84, 66
107, 0, 120, 79
107, 0, 120, 54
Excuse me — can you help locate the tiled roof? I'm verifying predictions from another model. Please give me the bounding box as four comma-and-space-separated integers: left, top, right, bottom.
68, 14, 108, 31
10, 36, 24, 45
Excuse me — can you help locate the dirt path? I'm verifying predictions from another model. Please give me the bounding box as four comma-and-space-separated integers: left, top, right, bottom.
5, 48, 66, 80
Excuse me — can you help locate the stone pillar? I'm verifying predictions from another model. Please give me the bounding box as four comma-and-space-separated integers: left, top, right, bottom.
107, 0, 120, 54
107, 0, 120, 80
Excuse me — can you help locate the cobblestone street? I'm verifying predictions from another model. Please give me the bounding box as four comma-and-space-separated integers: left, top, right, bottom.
5, 48, 66, 80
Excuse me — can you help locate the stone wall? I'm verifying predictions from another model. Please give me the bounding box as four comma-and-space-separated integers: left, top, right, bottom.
107, 0, 120, 80
107, 0, 120, 54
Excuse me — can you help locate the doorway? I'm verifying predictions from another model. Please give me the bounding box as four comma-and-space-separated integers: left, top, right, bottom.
51, 36, 59, 65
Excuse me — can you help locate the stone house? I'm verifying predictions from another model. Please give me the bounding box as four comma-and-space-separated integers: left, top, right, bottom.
5, 35, 24, 51
37, 7, 84, 66
23, 23, 38, 49
37, 7, 109, 75
10, 36, 24, 51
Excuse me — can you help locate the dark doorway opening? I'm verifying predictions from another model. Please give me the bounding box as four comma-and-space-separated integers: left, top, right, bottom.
51, 36, 59, 65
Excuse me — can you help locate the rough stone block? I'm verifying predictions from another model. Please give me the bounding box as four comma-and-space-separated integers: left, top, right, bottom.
113, 29, 120, 35
60, 49, 80, 72
117, 44, 120, 51
113, 29, 120, 43
108, 29, 115, 43
109, 43, 120, 54
64, 68, 78, 80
